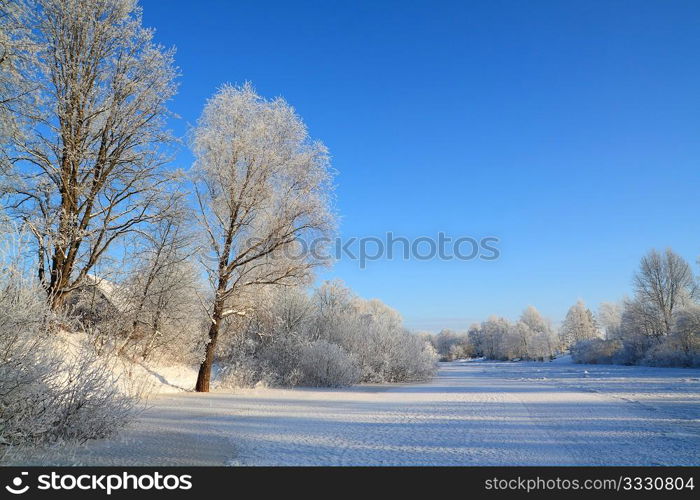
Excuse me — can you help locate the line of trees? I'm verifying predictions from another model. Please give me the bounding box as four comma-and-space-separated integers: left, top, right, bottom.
430, 249, 699, 368
431, 305, 560, 362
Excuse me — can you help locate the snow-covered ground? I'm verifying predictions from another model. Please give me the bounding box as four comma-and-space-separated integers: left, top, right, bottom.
20, 359, 700, 465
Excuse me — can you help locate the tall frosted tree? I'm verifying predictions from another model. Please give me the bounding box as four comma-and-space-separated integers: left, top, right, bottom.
520, 305, 555, 359
634, 249, 695, 336
2, 0, 178, 309
191, 83, 335, 392
559, 300, 599, 348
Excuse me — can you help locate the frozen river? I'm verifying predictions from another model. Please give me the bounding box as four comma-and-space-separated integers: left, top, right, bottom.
28, 360, 700, 466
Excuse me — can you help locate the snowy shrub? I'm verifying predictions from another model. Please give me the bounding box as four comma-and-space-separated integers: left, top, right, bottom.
382, 332, 438, 382
433, 329, 473, 361
217, 315, 305, 388
571, 338, 623, 364
449, 343, 473, 360
218, 358, 277, 389
259, 335, 306, 387
37, 346, 141, 443
215, 283, 438, 388
324, 295, 437, 383
0, 228, 140, 459
641, 308, 699, 367
642, 336, 699, 367
666, 306, 700, 367
220, 336, 359, 388
298, 340, 360, 387
0, 291, 138, 457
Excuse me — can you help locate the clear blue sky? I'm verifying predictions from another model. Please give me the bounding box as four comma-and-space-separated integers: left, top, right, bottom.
142, 0, 700, 331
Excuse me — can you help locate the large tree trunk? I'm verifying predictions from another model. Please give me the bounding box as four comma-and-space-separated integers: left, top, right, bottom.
48, 284, 69, 311
195, 305, 222, 392
196, 216, 233, 392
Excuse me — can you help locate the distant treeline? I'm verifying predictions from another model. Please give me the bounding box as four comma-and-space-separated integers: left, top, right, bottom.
426, 249, 699, 368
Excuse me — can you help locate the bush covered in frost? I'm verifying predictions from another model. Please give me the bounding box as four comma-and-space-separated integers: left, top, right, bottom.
0, 232, 140, 460
571, 338, 623, 365
215, 281, 437, 388
298, 340, 360, 387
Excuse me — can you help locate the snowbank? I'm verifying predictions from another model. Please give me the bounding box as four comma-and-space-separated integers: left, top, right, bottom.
56, 331, 198, 395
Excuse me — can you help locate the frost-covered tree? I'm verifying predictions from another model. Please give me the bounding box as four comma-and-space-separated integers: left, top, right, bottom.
191, 83, 335, 392
671, 304, 700, 362
479, 316, 512, 359
434, 329, 458, 358
437, 330, 473, 360
314, 290, 436, 383
2, 0, 178, 309
272, 285, 313, 337
597, 301, 623, 339
309, 279, 354, 342
599, 250, 699, 364
559, 300, 599, 348
511, 320, 533, 359
634, 249, 695, 336
467, 323, 484, 356
115, 206, 202, 360
459, 307, 557, 361
520, 306, 556, 359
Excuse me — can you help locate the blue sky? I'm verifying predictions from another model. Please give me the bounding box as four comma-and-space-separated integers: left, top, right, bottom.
142, 0, 700, 331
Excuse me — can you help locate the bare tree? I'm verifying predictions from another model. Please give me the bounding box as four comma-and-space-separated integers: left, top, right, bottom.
634, 249, 695, 336
191, 83, 335, 392
2, 0, 178, 309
